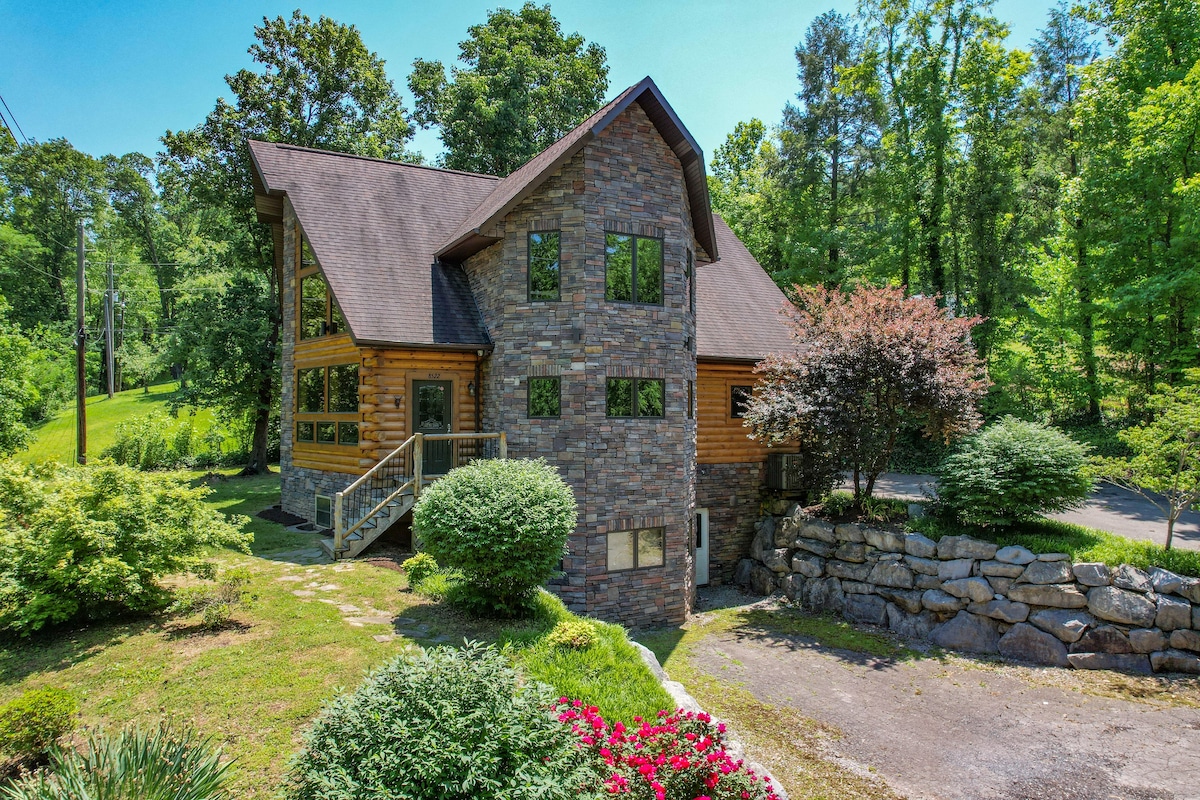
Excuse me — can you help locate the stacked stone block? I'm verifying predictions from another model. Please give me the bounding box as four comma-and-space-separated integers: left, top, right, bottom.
738, 506, 1200, 675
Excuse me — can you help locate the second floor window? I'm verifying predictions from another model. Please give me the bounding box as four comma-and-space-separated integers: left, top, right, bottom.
528, 232, 561, 301
730, 385, 753, 419
528, 376, 561, 418
606, 377, 665, 418
605, 233, 663, 305
299, 240, 346, 340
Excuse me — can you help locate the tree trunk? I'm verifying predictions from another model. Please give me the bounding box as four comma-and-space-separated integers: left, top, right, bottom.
243, 316, 280, 476
1165, 513, 1176, 551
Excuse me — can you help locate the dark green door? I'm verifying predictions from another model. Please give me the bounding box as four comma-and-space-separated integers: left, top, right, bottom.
414, 380, 452, 475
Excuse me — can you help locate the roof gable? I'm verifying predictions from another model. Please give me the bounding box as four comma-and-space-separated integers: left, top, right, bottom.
436, 77, 717, 263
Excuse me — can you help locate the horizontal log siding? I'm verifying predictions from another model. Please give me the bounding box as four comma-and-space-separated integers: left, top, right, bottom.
697, 360, 771, 465
360, 348, 480, 465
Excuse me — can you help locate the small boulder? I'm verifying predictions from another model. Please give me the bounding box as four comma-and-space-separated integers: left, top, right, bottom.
1169, 629, 1200, 653
971, 598, 1030, 624
937, 536, 998, 561
987, 576, 1015, 596
782, 573, 807, 601
863, 527, 905, 552
930, 610, 1000, 653
1087, 585, 1157, 628
981, 561, 1025, 578
1007, 583, 1088, 609
1150, 649, 1200, 675
801, 520, 839, 543
734, 558, 754, 587
1129, 628, 1167, 654
845, 593, 888, 626
904, 533, 938, 559
1017, 560, 1074, 585
791, 554, 825, 579
1178, 577, 1200, 604
905, 556, 939, 576
877, 587, 925, 615
765, 548, 791, 574
998, 623, 1070, 667
833, 542, 868, 563
938, 558, 975, 582
802, 576, 846, 613
994, 545, 1037, 565
1112, 564, 1153, 593
1072, 562, 1111, 587
826, 560, 871, 582
1155, 594, 1192, 631
842, 580, 875, 595
915, 574, 942, 590
749, 564, 776, 596
1071, 625, 1133, 654
868, 561, 914, 589
1029, 609, 1094, 644
1067, 652, 1153, 675
831, 522, 865, 543
1037, 552, 1070, 562
942, 577, 994, 604
771, 516, 792, 547
923, 589, 968, 613
1149, 567, 1183, 596
887, 604, 937, 639
793, 537, 835, 558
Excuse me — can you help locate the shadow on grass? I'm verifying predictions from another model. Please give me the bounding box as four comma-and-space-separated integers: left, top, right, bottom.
0, 617, 159, 686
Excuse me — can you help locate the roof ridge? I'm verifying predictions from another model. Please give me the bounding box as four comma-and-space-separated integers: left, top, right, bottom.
250, 140, 501, 180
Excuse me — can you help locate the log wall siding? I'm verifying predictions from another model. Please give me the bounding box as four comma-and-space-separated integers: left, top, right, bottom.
697, 360, 772, 464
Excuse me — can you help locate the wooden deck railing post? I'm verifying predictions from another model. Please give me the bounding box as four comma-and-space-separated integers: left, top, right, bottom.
412, 433, 424, 502
333, 491, 344, 553
498, 432, 507, 460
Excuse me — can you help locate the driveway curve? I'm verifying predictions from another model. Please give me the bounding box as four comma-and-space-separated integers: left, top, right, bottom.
686, 596, 1200, 800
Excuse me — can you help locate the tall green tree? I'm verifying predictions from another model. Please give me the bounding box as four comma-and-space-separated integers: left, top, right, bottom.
409, 2, 608, 176
162, 10, 415, 473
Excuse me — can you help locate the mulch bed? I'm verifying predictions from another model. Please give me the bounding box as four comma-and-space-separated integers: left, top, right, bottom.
256, 505, 307, 527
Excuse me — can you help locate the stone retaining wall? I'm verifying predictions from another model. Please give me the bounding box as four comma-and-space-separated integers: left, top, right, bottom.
735, 507, 1200, 675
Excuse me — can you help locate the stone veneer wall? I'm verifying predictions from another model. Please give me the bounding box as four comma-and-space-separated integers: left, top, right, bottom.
463, 102, 696, 626
696, 462, 764, 585
737, 506, 1200, 675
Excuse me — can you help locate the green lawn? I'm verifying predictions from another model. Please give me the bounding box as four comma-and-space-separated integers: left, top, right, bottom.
0, 471, 670, 797
18, 383, 216, 465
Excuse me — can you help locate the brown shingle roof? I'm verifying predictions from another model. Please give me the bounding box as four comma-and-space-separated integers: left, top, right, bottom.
696, 215, 794, 361
248, 141, 497, 347
436, 76, 718, 263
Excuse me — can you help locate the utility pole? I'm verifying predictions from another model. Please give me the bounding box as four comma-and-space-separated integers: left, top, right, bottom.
75, 222, 87, 465
104, 261, 115, 399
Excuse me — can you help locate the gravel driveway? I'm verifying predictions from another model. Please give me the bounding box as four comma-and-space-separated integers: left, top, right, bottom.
866, 473, 1200, 552
684, 593, 1200, 800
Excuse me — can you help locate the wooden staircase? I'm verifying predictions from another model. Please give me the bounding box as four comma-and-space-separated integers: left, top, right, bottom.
319, 431, 507, 560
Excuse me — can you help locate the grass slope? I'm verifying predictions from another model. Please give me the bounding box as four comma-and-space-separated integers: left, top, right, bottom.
0, 471, 670, 797
18, 383, 215, 465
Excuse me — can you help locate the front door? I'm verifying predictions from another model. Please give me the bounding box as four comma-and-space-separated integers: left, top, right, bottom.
695, 509, 710, 586
414, 380, 453, 475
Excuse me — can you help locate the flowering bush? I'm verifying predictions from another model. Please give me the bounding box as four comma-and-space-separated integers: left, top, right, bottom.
556, 700, 779, 800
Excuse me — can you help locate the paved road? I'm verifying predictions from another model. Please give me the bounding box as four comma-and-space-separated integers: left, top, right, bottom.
862, 473, 1200, 552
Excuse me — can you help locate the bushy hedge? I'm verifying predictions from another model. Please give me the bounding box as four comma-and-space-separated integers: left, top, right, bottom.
0, 688, 78, 767
286, 642, 598, 800
936, 416, 1093, 526
412, 458, 576, 615
0, 460, 252, 633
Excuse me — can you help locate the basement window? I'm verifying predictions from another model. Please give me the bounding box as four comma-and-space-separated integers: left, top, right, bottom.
607, 527, 666, 571
314, 495, 332, 529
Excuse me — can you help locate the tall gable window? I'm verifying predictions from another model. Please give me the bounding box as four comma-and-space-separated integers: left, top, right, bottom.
528, 232, 561, 301
295, 362, 360, 446
605, 233, 663, 305
298, 238, 347, 339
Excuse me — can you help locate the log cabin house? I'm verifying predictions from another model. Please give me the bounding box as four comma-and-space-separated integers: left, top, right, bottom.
249, 77, 795, 626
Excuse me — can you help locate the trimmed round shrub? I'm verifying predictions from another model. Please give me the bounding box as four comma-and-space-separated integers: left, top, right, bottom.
936, 416, 1093, 526
400, 552, 439, 586
412, 458, 576, 614
0, 687, 78, 766
3, 723, 231, 799
544, 618, 598, 650
285, 642, 599, 800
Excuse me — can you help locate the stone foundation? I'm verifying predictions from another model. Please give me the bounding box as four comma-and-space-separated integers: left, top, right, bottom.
281, 464, 351, 525
737, 506, 1200, 676
697, 462, 765, 585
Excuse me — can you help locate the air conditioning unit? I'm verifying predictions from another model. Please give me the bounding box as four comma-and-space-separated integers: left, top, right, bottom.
766, 453, 806, 492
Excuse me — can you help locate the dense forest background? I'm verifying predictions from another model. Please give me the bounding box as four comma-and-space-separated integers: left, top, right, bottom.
0, 0, 1196, 469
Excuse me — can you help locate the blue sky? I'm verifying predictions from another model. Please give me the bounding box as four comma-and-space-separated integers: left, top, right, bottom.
1, 0, 1053, 168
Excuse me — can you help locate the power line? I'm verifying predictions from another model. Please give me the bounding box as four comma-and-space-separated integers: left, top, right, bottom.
0, 93, 29, 145
0, 108, 15, 144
